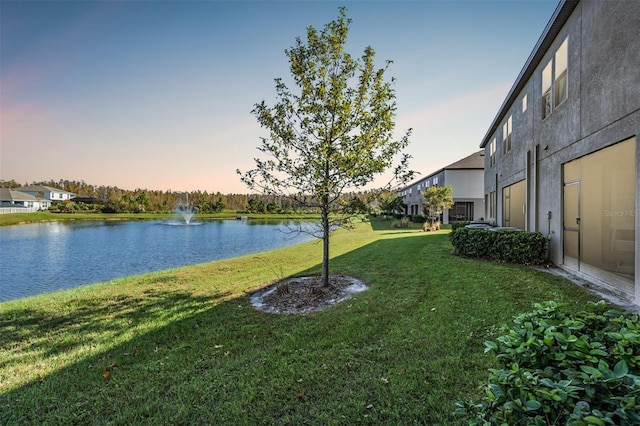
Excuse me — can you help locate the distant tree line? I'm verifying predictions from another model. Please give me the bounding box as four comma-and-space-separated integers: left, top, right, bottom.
1, 179, 384, 215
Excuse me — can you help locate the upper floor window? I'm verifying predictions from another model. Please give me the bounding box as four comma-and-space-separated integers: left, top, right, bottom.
542, 62, 552, 118
502, 115, 512, 155
490, 138, 496, 167
433, 177, 438, 186
522, 94, 528, 113
554, 39, 568, 106
542, 37, 568, 119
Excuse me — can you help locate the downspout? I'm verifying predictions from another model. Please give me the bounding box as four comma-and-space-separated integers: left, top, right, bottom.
534, 144, 539, 232
526, 149, 531, 231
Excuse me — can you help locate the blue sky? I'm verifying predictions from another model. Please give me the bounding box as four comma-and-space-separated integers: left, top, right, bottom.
1, 0, 558, 193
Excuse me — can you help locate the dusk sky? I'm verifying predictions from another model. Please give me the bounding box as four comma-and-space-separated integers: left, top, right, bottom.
1, 0, 558, 194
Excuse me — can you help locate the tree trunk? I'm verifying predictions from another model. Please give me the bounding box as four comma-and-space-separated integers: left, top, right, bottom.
321, 206, 330, 288
321, 154, 331, 288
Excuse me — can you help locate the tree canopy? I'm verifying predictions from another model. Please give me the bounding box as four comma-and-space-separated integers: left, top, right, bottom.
379, 192, 406, 217
238, 8, 413, 286
421, 185, 454, 223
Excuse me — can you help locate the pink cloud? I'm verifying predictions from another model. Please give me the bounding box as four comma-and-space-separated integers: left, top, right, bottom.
397, 82, 512, 134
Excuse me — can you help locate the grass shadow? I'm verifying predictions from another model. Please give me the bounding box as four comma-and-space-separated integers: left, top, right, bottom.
0, 286, 231, 371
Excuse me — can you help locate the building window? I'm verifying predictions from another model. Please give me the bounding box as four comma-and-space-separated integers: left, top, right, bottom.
554, 39, 568, 107
542, 37, 568, 119
542, 61, 553, 119
522, 94, 528, 113
489, 138, 496, 167
433, 177, 438, 186
502, 115, 512, 155
449, 202, 474, 222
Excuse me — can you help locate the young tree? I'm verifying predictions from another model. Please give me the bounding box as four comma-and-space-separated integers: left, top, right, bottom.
379, 192, 406, 217
238, 8, 413, 287
421, 185, 454, 227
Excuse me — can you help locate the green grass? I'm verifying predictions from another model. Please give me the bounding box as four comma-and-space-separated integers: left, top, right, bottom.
0, 217, 598, 425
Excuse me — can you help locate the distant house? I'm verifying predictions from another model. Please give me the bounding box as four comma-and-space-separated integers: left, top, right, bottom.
479, 0, 639, 302
18, 185, 75, 203
399, 150, 485, 223
0, 188, 51, 212
0, 185, 75, 213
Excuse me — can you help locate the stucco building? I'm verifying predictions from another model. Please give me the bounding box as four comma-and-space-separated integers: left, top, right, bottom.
400, 150, 484, 224
480, 0, 639, 302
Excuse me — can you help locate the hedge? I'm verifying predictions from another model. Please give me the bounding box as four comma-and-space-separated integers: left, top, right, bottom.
449, 226, 548, 265
451, 221, 471, 231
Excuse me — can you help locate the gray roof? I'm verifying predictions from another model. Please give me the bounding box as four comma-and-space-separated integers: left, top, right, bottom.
443, 150, 484, 170
0, 188, 39, 202
19, 185, 75, 196
480, 0, 579, 148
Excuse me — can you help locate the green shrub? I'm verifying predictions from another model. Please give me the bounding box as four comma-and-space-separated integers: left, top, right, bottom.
449, 227, 496, 258
451, 221, 471, 230
449, 227, 548, 264
456, 301, 640, 425
411, 215, 425, 223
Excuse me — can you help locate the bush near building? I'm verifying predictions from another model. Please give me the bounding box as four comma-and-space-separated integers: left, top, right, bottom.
449, 226, 548, 265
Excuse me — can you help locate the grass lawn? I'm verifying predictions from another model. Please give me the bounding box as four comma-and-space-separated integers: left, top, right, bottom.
0, 217, 599, 425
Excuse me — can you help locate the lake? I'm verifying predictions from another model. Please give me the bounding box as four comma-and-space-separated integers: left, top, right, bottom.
0, 219, 317, 302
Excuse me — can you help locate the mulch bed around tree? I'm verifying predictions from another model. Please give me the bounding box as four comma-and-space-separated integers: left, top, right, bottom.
250, 274, 369, 314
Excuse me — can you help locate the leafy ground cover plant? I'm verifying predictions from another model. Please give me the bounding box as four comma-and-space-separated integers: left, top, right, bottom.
457, 300, 640, 425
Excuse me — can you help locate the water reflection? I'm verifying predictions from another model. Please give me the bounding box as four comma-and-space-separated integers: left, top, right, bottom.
0, 219, 315, 302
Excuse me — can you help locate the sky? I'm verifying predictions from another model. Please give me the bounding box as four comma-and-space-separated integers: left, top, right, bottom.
1, 0, 559, 194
